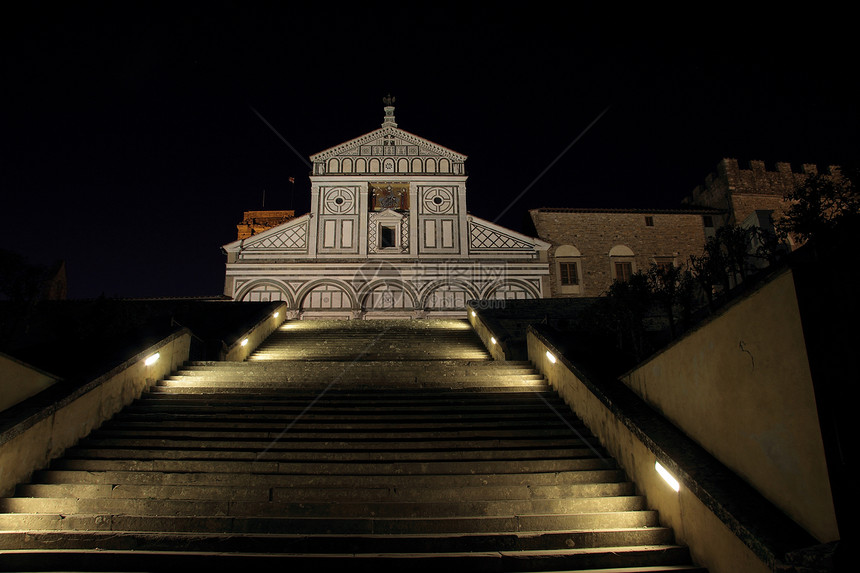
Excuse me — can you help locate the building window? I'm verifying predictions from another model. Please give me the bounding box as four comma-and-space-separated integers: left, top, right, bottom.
654, 257, 675, 272
560, 262, 579, 285
380, 225, 397, 248
645, 216, 654, 226
615, 262, 633, 282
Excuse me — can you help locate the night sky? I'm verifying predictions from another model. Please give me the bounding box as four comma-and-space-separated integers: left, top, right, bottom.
1, 4, 856, 299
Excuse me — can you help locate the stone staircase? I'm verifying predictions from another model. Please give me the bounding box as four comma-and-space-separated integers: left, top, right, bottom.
0, 319, 705, 572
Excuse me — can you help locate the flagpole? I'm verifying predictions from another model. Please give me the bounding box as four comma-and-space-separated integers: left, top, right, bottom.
289, 177, 295, 210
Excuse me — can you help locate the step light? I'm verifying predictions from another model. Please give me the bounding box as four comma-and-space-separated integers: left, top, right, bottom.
490, 337, 496, 345
241, 338, 249, 347
655, 461, 680, 492
144, 353, 160, 366
273, 311, 279, 318
471, 310, 476, 318
545, 351, 556, 364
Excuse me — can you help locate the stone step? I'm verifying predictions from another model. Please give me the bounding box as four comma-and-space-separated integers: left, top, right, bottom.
0, 496, 650, 518
63, 445, 603, 463
0, 546, 701, 573
157, 378, 548, 389
247, 351, 492, 361
103, 412, 584, 427
32, 469, 628, 488
88, 425, 592, 440
49, 457, 615, 475
118, 402, 573, 416
0, 510, 661, 534
0, 528, 677, 553
185, 360, 535, 368
82, 435, 597, 450
133, 394, 572, 406
17, 481, 635, 502
146, 385, 552, 395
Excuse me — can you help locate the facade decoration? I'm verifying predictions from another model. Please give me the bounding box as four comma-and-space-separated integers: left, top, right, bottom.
223, 98, 550, 318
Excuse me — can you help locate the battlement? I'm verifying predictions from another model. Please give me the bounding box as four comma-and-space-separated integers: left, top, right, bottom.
695, 158, 841, 199
683, 158, 843, 226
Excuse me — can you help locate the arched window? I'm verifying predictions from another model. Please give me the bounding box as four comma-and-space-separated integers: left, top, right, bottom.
554, 244, 583, 295
609, 245, 635, 282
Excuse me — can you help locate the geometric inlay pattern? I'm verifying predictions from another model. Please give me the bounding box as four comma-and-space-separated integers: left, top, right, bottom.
323, 188, 356, 214
469, 222, 533, 250
421, 187, 454, 214
246, 223, 307, 250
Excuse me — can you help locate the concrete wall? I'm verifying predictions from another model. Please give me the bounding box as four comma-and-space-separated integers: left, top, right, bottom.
0, 329, 191, 497
528, 330, 771, 573
622, 268, 838, 543
0, 353, 61, 412
222, 302, 288, 361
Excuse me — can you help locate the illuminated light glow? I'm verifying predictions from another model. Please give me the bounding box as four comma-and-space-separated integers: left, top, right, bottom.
144, 353, 160, 366
655, 461, 680, 492
241, 338, 249, 347
273, 311, 279, 318
470, 310, 476, 318
490, 337, 496, 345
546, 350, 557, 364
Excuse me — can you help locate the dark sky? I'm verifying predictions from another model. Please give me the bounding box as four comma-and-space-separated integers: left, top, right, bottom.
1, 3, 856, 299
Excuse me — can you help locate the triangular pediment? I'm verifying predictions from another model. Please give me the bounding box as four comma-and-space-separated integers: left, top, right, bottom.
310, 126, 466, 163
223, 214, 310, 253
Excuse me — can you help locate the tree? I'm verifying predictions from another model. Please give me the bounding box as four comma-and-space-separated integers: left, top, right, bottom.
688, 237, 728, 310
646, 263, 686, 338
715, 224, 755, 287
775, 166, 860, 247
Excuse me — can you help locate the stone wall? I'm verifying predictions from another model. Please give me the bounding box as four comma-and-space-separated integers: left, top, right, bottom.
529, 209, 710, 297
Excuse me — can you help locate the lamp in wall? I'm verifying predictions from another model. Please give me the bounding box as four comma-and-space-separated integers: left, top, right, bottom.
144, 353, 160, 366
546, 351, 557, 364
470, 310, 476, 318
655, 461, 680, 492
490, 337, 496, 345
241, 338, 249, 347
273, 311, 279, 318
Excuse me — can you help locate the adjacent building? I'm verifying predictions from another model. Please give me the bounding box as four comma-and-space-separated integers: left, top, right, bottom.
528, 208, 716, 298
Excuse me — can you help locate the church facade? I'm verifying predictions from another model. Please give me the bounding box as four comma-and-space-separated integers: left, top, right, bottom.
222, 100, 550, 319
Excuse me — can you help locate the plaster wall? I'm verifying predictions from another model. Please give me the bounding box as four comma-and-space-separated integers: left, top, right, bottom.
0, 330, 191, 497
0, 353, 61, 412
528, 332, 770, 573
623, 269, 837, 543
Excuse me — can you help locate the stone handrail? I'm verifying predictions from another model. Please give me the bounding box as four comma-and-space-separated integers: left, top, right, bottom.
220, 302, 288, 361
526, 324, 824, 573
0, 327, 192, 497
